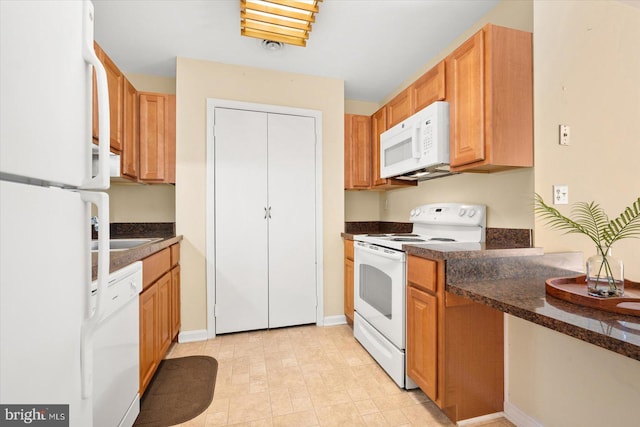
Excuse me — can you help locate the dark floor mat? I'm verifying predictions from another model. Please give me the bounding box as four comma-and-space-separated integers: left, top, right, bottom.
133, 355, 218, 427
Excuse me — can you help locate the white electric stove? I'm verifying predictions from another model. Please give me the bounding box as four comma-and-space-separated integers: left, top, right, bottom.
352, 203, 486, 389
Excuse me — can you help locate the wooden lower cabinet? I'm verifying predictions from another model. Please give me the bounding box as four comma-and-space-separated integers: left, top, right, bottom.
157, 272, 172, 358
171, 265, 181, 339
406, 255, 503, 423
406, 286, 437, 400
343, 239, 354, 325
139, 243, 181, 395
139, 283, 159, 394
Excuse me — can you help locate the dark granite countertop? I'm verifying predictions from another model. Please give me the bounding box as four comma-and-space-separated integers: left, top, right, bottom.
404, 242, 542, 260
343, 223, 540, 259
90, 235, 182, 280
445, 252, 640, 361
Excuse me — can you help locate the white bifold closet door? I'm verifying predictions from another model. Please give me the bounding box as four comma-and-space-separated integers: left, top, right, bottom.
214, 107, 316, 334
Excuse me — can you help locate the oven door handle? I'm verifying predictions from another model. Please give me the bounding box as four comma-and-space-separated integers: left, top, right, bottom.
355, 243, 404, 261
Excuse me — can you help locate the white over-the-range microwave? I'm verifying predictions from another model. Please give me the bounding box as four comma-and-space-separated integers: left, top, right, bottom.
380, 101, 451, 181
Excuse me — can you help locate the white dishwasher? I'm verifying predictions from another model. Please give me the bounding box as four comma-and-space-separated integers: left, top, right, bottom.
91, 261, 142, 427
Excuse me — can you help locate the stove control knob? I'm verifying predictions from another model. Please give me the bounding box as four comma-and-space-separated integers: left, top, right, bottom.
458, 208, 466, 217
468, 209, 476, 217
414, 208, 421, 216
410, 209, 416, 217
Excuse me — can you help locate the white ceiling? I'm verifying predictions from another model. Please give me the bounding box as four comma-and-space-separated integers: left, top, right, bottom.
92, 0, 501, 102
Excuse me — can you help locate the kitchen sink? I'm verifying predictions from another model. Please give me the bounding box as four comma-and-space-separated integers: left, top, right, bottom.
90, 238, 161, 252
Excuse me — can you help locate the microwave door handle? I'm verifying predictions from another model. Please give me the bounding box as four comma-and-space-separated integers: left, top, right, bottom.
411, 124, 421, 159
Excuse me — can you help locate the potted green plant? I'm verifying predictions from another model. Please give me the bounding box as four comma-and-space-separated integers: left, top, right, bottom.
534, 194, 640, 297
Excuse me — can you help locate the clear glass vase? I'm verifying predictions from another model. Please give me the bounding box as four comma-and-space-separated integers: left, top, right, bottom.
586, 247, 624, 297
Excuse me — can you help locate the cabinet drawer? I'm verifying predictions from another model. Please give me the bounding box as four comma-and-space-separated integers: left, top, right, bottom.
170, 243, 180, 267
407, 255, 437, 293
344, 239, 354, 261
143, 248, 171, 290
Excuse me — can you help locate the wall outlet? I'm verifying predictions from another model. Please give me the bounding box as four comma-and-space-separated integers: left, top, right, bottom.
553, 185, 569, 204
559, 124, 570, 145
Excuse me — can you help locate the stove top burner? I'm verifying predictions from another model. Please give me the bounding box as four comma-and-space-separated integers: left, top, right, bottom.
389, 237, 427, 242
365, 233, 420, 237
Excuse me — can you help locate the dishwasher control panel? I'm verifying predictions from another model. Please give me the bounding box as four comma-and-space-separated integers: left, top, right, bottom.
90, 261, 142, 321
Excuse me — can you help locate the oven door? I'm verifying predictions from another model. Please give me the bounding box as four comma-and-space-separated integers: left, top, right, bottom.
354, 241, 406, 349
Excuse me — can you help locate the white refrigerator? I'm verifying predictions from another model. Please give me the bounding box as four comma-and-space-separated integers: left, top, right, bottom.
0, 1, 112, 426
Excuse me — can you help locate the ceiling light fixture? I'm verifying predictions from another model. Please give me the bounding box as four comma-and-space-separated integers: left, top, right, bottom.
241, 0, 322, 47
261, 39, 285, 51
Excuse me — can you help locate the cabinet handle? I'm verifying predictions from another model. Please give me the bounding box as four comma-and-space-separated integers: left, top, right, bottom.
264, 207, 267, 219
268, 206, 272, 218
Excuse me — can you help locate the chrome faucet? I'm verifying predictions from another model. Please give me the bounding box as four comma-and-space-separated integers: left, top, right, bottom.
91, 216, 99, 232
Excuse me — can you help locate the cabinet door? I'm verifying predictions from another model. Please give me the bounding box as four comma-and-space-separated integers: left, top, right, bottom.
100, 47, 124, 154
344, 114, 371, 189
447, 30, 485, 168
371, 107, 386, 187
267, 113, 317, 328
411, 61, 446, 112
344, 256, 354, 325
139, 285, 158, 394
386, 87, 413, 128
165, 95, 176, 184
139, 93, 167, 182
157, 272, 172, 358
121, 78, 138, 180
406, 286, 437, 401
214, 108, 269, 334
171, 265, 181, 340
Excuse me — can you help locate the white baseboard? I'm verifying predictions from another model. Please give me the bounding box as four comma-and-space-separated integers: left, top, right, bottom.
504, 401, 544, 427
457, 412, 505, 426
323, 315, 347, 326
177, 329, 208, 343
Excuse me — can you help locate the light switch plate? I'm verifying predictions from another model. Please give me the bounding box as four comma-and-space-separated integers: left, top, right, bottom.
559, 124, 570, 145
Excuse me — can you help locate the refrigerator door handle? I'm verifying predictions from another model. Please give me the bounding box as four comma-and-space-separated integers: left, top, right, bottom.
78, 191, 109, 399
80, 0, 110, 190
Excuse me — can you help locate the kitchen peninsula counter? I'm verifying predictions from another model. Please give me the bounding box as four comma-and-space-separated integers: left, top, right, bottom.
440, 252, 640, 361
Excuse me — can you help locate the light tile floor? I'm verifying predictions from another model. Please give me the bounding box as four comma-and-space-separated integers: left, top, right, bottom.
164, 324, 515, 427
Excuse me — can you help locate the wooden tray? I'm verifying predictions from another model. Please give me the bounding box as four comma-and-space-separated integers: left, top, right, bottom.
545, 275, 640, 317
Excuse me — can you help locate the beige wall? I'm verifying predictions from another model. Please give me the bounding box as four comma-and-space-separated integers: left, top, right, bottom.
126, 73, 176, 94
107, 182, 175, 222
176, 58, 344, 331
508, 1, 640, 425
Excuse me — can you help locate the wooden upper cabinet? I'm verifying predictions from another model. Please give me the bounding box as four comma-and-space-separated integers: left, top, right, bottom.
411, 61, 446, 113
344, 114, 372, 189
371, 107, 386, 187
386, 87, 413, 128
370, 107, 416, 189
94, 44, 124, 154
447, 24, 533, 172
139, 92, 176, 183
165, 95, 176, 184
121, 77, 138, 180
